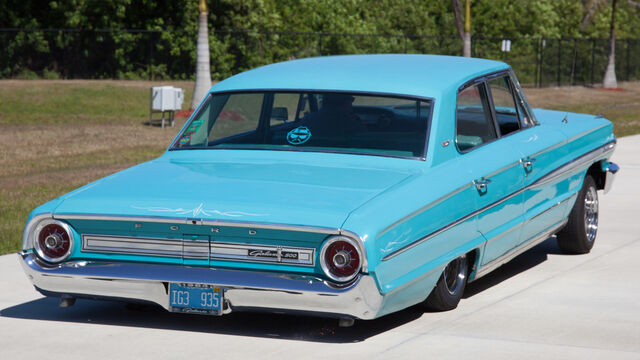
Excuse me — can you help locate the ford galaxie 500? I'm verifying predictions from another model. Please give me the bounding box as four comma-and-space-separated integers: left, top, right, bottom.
19, 55, 618, 326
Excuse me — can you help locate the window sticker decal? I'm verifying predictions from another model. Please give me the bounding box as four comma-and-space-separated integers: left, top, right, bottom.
287, 126, 311, 145
186, 119, 203, 133
178, 134, 191, 146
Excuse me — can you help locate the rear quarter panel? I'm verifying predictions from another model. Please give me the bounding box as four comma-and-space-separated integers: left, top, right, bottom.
533, 108, 616, 202
341, 85, 484, 316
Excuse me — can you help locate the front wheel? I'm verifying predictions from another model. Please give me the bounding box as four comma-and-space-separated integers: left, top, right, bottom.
424, 254, 468, 311
557, 175, 599, 254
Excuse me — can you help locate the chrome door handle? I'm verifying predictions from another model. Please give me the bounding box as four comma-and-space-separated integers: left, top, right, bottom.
474, 178, 492, 192
522, 157, 537, 172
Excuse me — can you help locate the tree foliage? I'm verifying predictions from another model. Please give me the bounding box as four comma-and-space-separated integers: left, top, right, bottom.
1, 0, 639, 79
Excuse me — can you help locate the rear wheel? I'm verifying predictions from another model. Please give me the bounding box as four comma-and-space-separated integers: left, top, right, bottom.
557, 175, 599, 254
424, 254, 468, 311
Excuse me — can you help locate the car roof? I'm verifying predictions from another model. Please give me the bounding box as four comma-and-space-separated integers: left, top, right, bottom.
210, 54, 510, 99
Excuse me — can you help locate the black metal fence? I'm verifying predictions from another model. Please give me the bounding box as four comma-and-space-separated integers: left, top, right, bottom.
1, 28, 639, 87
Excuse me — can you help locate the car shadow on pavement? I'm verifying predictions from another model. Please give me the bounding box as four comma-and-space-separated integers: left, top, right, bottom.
463, 237, 563, 298
0, 293, 424, 343
0, 237, 564, 342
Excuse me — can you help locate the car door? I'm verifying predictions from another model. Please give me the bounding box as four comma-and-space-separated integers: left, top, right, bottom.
501, 72, 571, 244
455, 79, 526, 267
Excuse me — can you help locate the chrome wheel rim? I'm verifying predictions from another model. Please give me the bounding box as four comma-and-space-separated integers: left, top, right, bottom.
443, 255, 467, 295
584, 186, 599, 243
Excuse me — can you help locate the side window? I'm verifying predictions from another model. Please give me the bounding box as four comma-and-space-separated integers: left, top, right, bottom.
456, 83, 497, 152
271, 93, 302, 125
487, 76, 521, 136
208, 93, 263, 142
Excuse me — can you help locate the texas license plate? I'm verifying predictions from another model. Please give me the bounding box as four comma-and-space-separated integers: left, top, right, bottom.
169, 283, 223, 315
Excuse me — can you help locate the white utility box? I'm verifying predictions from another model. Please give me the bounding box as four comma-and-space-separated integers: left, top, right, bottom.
149, 86, 184, 128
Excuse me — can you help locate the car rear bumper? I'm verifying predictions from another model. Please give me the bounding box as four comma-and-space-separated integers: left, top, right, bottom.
18, 252, 383, 320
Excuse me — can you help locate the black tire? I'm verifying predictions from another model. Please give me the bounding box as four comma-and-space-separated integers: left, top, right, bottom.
557, 175, 599, 254
424, 254, 468, 311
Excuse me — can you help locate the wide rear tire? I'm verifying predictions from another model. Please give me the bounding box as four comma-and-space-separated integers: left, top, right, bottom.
557, 175, 599, 254
424, 254, 468, 311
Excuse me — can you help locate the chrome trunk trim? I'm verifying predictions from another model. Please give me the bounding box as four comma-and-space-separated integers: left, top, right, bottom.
53, 215, 368, 272
182, 238, 210, 260
81, 235, 315, 266
82, 234, 183, 258
211, 242, 315, 266
55, 213, 339, 234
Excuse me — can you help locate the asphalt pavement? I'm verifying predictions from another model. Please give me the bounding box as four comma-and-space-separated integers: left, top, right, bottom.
1, 135, 639, 360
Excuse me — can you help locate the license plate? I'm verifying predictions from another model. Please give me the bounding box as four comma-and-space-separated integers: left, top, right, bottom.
169, 283, 223, 315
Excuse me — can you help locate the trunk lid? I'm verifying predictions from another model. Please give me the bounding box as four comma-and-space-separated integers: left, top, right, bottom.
54, 149, 418, 230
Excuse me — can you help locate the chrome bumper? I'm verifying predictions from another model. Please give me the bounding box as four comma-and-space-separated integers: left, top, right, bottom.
603, 162, 619, 194
18, 252, 383, 320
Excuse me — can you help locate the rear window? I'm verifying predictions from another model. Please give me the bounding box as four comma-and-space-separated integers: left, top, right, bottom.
173, 91, 432, 159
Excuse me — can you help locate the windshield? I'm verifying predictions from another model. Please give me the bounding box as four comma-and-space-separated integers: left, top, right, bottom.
172, 91, 431, 159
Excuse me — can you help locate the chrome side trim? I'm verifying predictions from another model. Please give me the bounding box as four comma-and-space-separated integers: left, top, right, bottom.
529, 140, 565, 160
528, 140, 615, 189
526, 195, 575, 223
472, 219, 568, 280
19, 252, 383, 320
467, 195, 573, 266
82, 234, 183, 258
381, 140, 615, 261
379, 158, 526, 239
377, 183, 472, 238
527, 123, 609, 160
211, 242, 314, 266
565, 123, 610, 145
483, 160, 521, 180
381, 186, 523, 261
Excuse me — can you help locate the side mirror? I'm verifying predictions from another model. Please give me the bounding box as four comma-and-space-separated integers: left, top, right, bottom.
271, 107, 289, 122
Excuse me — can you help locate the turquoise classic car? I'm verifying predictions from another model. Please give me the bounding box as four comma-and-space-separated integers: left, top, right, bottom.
19, 55, 618, 326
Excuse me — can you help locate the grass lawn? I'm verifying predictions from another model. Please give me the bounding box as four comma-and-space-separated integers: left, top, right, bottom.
1, 80, 639, 255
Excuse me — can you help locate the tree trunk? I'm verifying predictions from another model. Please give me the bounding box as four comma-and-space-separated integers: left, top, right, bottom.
463, 32, 471, 57
603, 0, 618, 88
463, 0, 471, 57
452, 0, 471, 57
451, 0, 471, 57
191, 0, 212, 109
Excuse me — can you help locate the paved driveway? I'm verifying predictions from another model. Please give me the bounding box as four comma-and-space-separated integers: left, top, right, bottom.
1, 136, 639, 360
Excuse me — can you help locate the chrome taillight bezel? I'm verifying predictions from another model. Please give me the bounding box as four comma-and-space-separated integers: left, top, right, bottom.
319, 235, 363, 283
31, 219, 74, 263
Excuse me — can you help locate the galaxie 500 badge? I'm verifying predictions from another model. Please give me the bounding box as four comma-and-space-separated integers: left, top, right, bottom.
287, 126, 311, 145
248, 249, 299, 260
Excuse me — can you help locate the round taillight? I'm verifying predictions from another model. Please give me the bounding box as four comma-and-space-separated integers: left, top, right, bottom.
34, 220, 73, 263
320, 236, 362, 282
